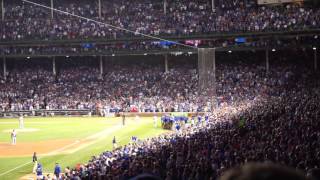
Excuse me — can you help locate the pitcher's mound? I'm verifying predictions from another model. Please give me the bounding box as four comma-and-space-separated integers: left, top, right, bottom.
2, 128, 39, 133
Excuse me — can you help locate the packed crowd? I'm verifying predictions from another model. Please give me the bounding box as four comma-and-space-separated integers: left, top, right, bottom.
0, 0, 319, 41
0, 55, 294, 113
59, 60, 320, 179
1, 52, 319, 179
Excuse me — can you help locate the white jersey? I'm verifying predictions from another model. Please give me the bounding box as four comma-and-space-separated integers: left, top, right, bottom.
11, 130, 17, 145
153, 116, 157, 127
11, 131, 16, 138
19, 116, 24, 128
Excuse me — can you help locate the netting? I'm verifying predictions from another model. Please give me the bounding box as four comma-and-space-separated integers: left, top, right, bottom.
198, 48, 216, 107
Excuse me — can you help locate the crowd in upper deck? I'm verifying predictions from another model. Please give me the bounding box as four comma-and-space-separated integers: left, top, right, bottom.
0, 0, 319, 41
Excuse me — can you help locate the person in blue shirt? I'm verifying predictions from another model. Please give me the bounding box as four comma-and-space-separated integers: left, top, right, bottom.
205, 114, 209, 123
131, 136, 137, 143
184, 116, 188, 124
198, 115, 202, 124
36, 163, 43, 179
175, 122, 181, 132
54, 162, 61, 179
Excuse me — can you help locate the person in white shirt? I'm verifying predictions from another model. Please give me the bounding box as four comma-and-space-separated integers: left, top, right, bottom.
11, 129, 17, 145
19, 115, 24, 129
153, 115, 158, 128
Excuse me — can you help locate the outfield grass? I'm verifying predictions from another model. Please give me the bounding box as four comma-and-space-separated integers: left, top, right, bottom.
0, 116, 167, 180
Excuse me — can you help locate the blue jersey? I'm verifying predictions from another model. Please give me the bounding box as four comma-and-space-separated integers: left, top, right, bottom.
131, 136, 137, 142
54, 165, 61, 175
184, 117, 188, 123
205, 116, 209, 121
198, 116, 202, 122
176, 124, 181, 131
36, 165, 42, 176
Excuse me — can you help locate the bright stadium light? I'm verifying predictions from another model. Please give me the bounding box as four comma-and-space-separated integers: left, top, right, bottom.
66, 55, 70, 58
228, 50, 232, 53
112, 54, 115, 57
26, 56, 30, 59
272, 48, 276, 52
144, 53, 147, 56
313, 47, 317, 50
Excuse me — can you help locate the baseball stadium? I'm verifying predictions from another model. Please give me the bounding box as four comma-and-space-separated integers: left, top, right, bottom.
0, 116, 167, 179
0, 0, 320, 180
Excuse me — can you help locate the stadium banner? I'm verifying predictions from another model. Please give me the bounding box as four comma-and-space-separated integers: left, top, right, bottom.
258, 0, 303, 4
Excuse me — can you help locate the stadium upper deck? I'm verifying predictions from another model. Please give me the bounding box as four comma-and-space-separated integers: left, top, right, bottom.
0, 0, 319, 41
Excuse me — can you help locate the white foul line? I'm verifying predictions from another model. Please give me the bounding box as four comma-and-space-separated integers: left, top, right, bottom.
0, 141, 79, 177
0, 122, 122, 177
0, 161, 33, 177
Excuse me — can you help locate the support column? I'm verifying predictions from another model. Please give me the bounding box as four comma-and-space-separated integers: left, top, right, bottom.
211, 0, 215, 12
164, 0, 167, 15
99, 55, 104, 77
98, 0, 102, 18
52, 57, 56, 76
266, 49, 269, 74
1, 0, 4, 20
50, 0, 54, 19
314, 48, 318, 71
3, 57, 6, 80
164, 54, 168, 72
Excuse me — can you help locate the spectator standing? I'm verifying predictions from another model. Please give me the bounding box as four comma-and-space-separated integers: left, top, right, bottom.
54, 163, 61, 179
36, 163, 43, 179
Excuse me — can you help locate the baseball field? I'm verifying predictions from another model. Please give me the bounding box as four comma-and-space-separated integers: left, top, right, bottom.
0, 116, 167, 180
